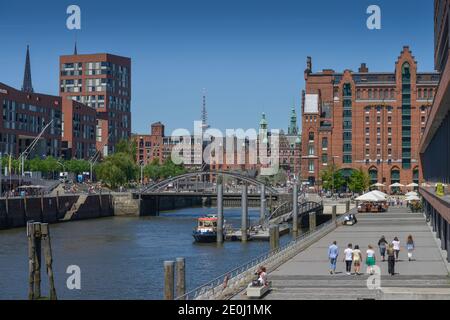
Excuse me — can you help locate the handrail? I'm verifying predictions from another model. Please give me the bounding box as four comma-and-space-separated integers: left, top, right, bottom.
176, 214, 347, 300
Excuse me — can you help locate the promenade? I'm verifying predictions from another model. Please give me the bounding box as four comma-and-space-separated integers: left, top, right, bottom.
263, 208, 450, 300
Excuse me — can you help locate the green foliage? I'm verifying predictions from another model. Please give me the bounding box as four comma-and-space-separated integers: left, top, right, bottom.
96, 152, 138, 188
143, 158, 187, 182
320, 164, 345, 191
257, 169, 287, 186
348, 168, 370, 193
65, 159, 91, 174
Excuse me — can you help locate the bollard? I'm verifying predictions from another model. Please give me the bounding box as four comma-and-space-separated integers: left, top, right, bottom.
27, 222, 36, 300
41, 224, 57, 300
164, 261, 175, 300
176, 258, 186, 299
309, 212, 316, 232
260, 185, 266, 224
217, 184, 224, 244
241, 184, 248, 243
292, 184, 298, 233
269, 225, 280, 251
346, 200, 350, 213
332, 205, 337, 226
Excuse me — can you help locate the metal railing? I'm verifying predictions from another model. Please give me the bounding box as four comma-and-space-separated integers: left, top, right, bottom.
176, 214, 347, 300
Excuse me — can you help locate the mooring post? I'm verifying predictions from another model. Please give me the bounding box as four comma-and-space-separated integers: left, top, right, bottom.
269, 225, 280, 251
346, 200, 350, 213
33, 222, 42, 299
292, 184, 299, 233
27, 221, 36, 300
309, 212, 316, 232
332, 205, 337, 226
260, 184, 266, 224
241, 184, 248, 242
164, 261, 175, 300
41, 223, 57, 300
176, 258, 186, 299
217, 183, 224, 244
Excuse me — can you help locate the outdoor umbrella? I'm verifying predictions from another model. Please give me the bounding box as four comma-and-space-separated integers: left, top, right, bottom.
406, 183, 419, 188
389, 183, 404, 188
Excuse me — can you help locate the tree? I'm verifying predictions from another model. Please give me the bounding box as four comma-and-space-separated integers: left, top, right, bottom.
96, 150, 138, 189
320, 164, 345, 192
348, 168, 370, 194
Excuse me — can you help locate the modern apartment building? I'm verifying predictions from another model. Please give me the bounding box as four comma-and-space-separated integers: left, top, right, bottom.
59, 52, 131, 156
420, 0, 450, 261
301, 48, 439, 187
61, 99, 97, 159
0, 47, 62, 158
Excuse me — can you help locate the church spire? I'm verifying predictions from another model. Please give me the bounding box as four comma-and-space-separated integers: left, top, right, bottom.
22, 45, 34, 93
74, 41, 78, 55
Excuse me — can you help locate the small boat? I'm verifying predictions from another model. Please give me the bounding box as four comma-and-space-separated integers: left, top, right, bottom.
193, 215, 222, 243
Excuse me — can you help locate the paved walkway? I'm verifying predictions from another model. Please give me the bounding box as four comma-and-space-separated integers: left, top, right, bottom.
263, 208, 450, 300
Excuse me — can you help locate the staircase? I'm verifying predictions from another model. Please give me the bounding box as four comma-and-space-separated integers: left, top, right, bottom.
61, 194, 88, 221
264, 275, 450, 300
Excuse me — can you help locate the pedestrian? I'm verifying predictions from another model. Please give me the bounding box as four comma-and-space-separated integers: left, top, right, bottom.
392, 237, 401, 261
352, 245, 363, 275
343, 243, 353, 275
366, 245, 377, 275
406, 235, 415, 261
378, 236, 388, 262
387, 244, 396, 276
328, 241, 339, 275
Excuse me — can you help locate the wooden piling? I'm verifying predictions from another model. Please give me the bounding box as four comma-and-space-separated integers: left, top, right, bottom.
332, 205, 337, 226
33, 222, 42, 299
346, 200, 350, 213
27, 222, 36, 300
309, 212, 316, 232
41, 224, 57, 300
164, 261, 175, 300
176, 258, 186, 299
269, 225, 280, 251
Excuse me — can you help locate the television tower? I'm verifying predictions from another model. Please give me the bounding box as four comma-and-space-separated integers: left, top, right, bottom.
201, 88, 209, 131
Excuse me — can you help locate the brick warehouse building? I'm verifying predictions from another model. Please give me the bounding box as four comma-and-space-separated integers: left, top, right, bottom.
59, 52, 131, 157
301, 47, 439, 188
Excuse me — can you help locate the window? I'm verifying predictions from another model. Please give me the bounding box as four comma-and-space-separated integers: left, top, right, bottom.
308, 145, 315, 156
388, 148, 392, 156
308, 160, 315, 173
309, 132, 314, 141
388, 138, 392, 145
322, 137, 328, 149
366, 138, 370, 145
366, 116, 370, 123
322, 154, 328, 164
343, 155, 352, 164
388, 116, 392, 123
365, 149, 370, 156
366, 127, 370, 134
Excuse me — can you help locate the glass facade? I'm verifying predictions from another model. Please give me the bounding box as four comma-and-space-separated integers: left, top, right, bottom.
342, 83, 352, 164
402, 63, 412, 169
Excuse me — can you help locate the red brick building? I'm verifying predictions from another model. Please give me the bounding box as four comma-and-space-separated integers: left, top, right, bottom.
301, 47, 439, 187
59, 52, 131, 156
0, 82, 62, 158
61, 99, 97, 159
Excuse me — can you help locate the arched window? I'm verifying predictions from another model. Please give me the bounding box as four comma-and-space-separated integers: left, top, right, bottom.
369, 167, 378, 185
391, 168, 400, 184
413, 167, 419, 184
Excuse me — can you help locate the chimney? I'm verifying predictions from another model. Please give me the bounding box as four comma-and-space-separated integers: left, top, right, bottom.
358, 63, 369, 73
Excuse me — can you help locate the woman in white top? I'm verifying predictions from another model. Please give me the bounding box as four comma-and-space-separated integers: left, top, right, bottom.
392, 237, 401, 261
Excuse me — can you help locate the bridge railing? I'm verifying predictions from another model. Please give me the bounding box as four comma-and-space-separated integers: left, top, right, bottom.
176, 214, 347, 300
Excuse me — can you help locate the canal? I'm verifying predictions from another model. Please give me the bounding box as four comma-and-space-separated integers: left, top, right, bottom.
0, 207, 292, 300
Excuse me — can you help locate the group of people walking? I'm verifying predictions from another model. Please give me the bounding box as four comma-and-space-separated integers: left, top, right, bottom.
328, 235, 415, 276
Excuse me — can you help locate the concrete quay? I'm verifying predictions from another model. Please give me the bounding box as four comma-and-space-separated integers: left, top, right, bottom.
256, 208, 450, 300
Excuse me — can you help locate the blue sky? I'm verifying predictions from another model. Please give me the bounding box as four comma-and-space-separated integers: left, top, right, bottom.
0, 0, 435, 134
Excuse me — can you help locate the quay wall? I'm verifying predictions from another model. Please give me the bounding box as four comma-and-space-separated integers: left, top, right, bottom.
0, 194, 113, 230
